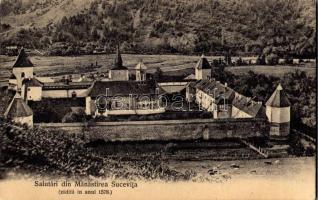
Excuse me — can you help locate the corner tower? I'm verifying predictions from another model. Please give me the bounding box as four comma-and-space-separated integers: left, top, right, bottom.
265, 84, 291, 140
195, 54, 212, 80
12, 48, 34, 90
4, 93, 33, 127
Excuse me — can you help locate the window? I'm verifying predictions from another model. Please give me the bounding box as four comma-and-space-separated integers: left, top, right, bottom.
115, 101, 121, 108
71, 91, 77, 98
21, 72, 25, 78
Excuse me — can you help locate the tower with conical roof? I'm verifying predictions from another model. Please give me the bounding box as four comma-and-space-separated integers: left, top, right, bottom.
265, 83, 291, 139
109, 45, 129, 81
135, 59, 147, 81
12, 48, 34, 90
195, 54, 212, 80
4, 93, 33, 127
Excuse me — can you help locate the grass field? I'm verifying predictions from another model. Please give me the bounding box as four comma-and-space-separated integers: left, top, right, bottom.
0, 54, 316, 85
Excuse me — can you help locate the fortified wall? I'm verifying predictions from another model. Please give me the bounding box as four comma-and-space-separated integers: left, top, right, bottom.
35, 118, 269, 142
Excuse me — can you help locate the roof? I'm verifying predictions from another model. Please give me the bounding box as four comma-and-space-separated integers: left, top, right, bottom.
265, 84, 291, 107
88, 80, 158, 97
157, 75, 195, 83
0, 92, 15, 118
4, 93, 33, 118
12, 48, 34, 68
111, 46, 128, 70
42, 81, 92, 90
192, 79, 263, 117
195, 55, 211, 69
22, 78, 43, 87
232, 94, 263, 117
9, 74, 17, 79
194, 79, 235, 101
135, 60, 147, 70
184, 74, 195, 80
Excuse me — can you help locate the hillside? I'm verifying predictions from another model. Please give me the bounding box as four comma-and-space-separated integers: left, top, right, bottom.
0, 0, 316, 57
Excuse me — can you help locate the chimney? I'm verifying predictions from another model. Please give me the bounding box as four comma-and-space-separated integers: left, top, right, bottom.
225, 82, 228, 88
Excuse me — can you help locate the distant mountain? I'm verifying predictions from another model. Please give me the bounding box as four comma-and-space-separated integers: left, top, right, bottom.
0, 0, 316, 57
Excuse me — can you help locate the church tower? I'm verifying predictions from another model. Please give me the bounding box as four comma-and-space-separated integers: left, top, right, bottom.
12, 48, 34, 90
195, 54, 212, 80
4, 93, 33, 127
135, 59, 147, 81
265, 84, 291, 140
109, 46, 129, 81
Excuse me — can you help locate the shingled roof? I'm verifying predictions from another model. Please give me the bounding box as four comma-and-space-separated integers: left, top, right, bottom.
12, 48, 34, 68
232, 95, 263, 118
111, 46, 128, 70
9, 74, 17, 79
192, 79, 263, 117
4, 93, 33, 118
89, 80, 158, 97
265, 84, 291, 107
195, 55, 211, 69
22, 78, 43, 87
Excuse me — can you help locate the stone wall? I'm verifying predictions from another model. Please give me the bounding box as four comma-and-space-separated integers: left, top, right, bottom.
35, 118, 269, 142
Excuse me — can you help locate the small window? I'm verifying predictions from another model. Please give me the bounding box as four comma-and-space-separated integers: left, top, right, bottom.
27, 88, 31, 91
21, 72, 25, 78
71, 91, 77, 98
115, 102, 121, 108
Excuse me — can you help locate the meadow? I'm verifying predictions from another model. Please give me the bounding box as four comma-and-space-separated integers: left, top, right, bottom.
0, 54, 315, 87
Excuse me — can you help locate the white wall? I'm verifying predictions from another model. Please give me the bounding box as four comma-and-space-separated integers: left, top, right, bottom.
266, 106, 290, 123
109, 70, 129, 81
67, 89, 88, 97
12, 67, 33, 89
42, 90, 68, 98
26, 87, 42, 101
12, 115, 33, 127
42, 88, 88, 98
85, 96, 92, 115
195, 68, 202, 80
195, 89, 215, 112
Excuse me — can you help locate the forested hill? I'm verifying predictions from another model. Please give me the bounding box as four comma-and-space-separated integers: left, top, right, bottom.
0, 0, 316, 57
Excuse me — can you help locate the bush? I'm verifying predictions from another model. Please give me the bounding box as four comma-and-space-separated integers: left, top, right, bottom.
266, 53, 279, 65
0, 123, 195, 181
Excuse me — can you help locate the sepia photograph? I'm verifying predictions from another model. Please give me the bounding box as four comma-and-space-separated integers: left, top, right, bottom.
0, 0, 316, 199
